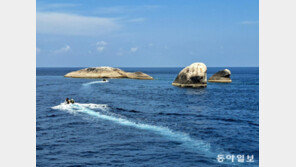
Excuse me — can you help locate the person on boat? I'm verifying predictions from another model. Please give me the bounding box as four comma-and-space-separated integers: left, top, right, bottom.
103, 79, 107, 82
65, 98, 70, 104
70, 99, 75, 104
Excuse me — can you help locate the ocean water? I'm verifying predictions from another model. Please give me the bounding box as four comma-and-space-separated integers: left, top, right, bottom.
36, 67, 259, 167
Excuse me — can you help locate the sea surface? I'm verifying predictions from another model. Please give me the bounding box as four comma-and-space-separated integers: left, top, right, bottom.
37, 67, 259, 167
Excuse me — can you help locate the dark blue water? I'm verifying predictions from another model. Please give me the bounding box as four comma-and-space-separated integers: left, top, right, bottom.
37, 67, 259, 167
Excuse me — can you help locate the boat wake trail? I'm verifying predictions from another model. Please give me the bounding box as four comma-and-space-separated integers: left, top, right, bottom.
82, 80, 109, 86
52, 103, 214, 156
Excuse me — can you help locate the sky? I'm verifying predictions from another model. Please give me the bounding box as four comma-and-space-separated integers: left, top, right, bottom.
36, 0, 259, 67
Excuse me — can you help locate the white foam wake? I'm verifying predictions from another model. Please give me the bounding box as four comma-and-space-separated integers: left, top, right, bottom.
52, 103, 212, 154
82, 80, 109, 86
52, 103, 108, 111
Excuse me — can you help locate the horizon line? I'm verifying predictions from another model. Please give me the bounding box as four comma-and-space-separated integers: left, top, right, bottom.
36, 66, 259, 68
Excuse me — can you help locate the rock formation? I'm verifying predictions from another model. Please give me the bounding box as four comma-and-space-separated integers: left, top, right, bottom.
172, 63, 207, 88
208, 69, 232, 83
64, 67, 153, 80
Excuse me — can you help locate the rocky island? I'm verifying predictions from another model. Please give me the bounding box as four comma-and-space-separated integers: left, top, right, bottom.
64, 67, 153, 80
172, 63, 207, 88
208, 69, 232, 83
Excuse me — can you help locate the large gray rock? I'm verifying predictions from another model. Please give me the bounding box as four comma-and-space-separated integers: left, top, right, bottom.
172, 63, 207, 88
64, 66, 153, 80
208, 69, 232, 83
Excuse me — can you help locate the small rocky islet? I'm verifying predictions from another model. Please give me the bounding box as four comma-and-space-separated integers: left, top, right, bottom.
172, 63, 232, 88
172, 63, 208, 88
64, 64, 232, 88
64, 67, 153, 80
208, 69, 232, 83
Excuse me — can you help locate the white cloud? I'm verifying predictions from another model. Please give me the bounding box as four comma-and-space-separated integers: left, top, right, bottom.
96, 41, 107, 46
46, 3, 80, 8
130, 47, 138, 53
96, 5, 160, 14
240, 21, 258, 25
53, 45, 71, 54
37, 12, 120, 36
127, 18, 145, 23
97, 46, 105, 52
96, 41, 107, 52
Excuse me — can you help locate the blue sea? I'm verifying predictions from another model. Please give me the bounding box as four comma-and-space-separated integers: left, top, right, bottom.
36, 67, 259, 167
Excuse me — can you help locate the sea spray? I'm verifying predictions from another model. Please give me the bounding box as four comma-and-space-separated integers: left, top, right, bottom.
52, 103, 216, 156
82, 80, 109, 86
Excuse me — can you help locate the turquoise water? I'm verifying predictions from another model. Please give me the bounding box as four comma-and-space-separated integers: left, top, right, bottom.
37, 67, 259, 166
